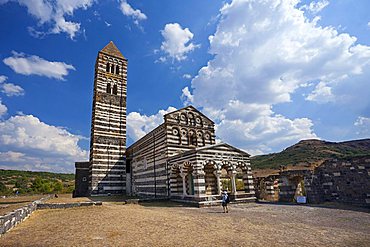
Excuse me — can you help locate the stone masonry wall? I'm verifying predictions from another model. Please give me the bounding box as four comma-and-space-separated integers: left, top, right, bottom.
306, 156, 370, 206
0, 196, 50, 236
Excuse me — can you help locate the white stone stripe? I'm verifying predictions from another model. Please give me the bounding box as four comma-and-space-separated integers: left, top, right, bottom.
93, 181, 124, 184
103, 186, 125, 190
93, 174, 123, 177
92, 158, 124, 163
135, 184, 167, 188
92, 168, 124, 172
134, 175, 167, 183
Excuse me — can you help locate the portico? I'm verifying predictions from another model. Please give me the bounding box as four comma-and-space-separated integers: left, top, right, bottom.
169, 143, 256, 206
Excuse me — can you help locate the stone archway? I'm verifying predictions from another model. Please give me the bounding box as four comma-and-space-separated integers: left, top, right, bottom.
204, 161, 218, 195
279, 175, 305, 202
170, 164, 183, 196
235, 167, 246, 192
184, 163, 194, 195
220, 161, 232, 193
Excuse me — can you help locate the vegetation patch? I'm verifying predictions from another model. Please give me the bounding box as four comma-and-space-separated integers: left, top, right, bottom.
0, 170, 74, 196
251, 139, 370, 170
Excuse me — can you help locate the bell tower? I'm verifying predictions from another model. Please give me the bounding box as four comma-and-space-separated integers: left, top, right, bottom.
89, 41, 127, 195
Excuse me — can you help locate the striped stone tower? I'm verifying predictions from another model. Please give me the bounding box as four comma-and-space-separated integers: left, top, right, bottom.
89, 41, 127, 195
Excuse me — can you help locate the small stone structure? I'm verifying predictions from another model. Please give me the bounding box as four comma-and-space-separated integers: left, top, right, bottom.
0, 196, 49, 236
74, 161, 89, 197
307, 156, 370, 206
254, 156, 370, 207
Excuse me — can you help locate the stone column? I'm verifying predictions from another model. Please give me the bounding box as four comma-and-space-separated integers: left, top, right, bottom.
180, 172, 187, 197
214, 170, 222, 195
230, 171, 237, 194
192, 169, 205, 197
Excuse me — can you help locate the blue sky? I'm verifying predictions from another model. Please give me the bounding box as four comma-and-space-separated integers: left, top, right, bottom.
0, 0, 369, 173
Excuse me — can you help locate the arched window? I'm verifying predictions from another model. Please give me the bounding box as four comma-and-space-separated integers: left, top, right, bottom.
106, 63, 110, 72
110, 64, 114, 74
189, 131, 197, 146
113, 84, 118, 95
106, 83, 111, 94
116, 65, 120, 75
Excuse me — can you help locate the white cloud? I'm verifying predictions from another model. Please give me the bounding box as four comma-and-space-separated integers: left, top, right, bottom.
217, 115, 317, 154
0, 114, 88, 172
105, 21, 111, 27
181, 87, 194, 106
306, 81, 334, 103
127, 107, 177, 142
181, 0, 370, 154
120, 0, 147, 26
0, 75, 7, 83
368, 21, 370, 28
301, 0, 329, 14
160, 23, 200, 62
0, 99, 7, 117
0, 151, 25, 162
183, 74, 192, 79
0, 0, 95, 39
1, 83, 25, 97
354, 116, 370, 136
0, 75, 25, 97
3, 51, 75, 80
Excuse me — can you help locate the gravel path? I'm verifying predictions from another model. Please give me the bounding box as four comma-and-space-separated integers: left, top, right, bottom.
1, 202, 369, 246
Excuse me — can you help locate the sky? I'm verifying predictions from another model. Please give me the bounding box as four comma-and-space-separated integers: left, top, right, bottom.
0, 0, 369, 173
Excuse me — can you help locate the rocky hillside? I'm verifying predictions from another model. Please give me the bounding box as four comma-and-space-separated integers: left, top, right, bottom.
250, 139, 370, 170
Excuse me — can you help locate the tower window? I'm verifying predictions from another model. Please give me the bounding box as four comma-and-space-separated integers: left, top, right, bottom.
116, 65, 120, 75
110, 64, 114, 73
106, 83, 111, 94
113, 84, 118, 95
106, 63, 110, 72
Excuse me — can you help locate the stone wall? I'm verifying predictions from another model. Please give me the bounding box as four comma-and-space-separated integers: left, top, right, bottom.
254, 156, 370, 207
0, 196, 49, 236
254, 176, 279, 202
0, 197, 102, 236
74, 161, 90, 197
37, 201, 102, 209
306, 156, 370, 206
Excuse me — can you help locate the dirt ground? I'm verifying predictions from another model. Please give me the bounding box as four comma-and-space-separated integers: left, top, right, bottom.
0, 195, 44, 216
45, 194, 92, 203
1, 201, 369, 247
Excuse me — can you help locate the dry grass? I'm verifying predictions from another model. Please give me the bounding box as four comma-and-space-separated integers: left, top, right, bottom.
45, 194, 92, 203
1, 201, 369, 247
0, 195, 44, 216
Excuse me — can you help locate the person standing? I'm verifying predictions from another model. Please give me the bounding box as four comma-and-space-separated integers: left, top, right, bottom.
221, 190, 230, 213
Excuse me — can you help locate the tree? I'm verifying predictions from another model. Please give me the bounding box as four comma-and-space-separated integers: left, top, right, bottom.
53, 181, 63, 192
15, 177, 28, 193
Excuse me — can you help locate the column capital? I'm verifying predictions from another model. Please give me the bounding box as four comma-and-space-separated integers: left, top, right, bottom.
213, 170, 222, 176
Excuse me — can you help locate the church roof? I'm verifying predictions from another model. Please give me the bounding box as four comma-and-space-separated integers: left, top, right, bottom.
100, 41, 125, 59
195, 142, 250, 157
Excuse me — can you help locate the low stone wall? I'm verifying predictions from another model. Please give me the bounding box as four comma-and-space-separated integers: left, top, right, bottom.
0, 196, 50, 236
0, 197, 102, 236
37, 201, 102, 209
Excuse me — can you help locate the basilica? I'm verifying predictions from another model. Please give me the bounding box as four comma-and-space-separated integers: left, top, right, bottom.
74, 41, 256, 206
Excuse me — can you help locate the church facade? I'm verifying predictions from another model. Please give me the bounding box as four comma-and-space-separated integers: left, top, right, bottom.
74, 42, 256, 206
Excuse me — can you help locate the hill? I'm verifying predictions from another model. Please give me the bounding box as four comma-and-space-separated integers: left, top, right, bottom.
250, 139, 370, 170
0, 169, 75, 196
